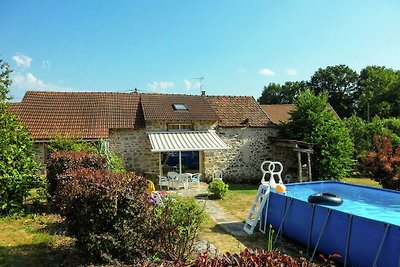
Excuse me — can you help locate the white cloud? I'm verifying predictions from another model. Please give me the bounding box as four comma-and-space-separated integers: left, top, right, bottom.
287, 68, 298, 76
184, 79, 192, 90
259, 68, 275, 76
42, 60, 51, 69
148, 81, 175, 93
12, 72, 77, 92
183, 79, 201, 91
12, 53, 32, 68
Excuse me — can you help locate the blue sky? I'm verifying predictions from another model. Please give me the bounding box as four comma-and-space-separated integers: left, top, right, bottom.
1, 1, 400, 101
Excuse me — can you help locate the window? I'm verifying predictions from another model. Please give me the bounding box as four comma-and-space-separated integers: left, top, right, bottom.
172, 103, 187, 110
168, 124, 192, 131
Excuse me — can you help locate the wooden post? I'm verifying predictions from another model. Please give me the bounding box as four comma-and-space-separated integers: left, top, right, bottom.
307, 152, 312, 181
298, 151, 302, 183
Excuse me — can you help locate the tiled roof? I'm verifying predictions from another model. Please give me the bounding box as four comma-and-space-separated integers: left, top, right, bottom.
260, 104, 295, 124
206, 95, 271, 127
141, 93, 219, 121
8, 102, 21, 113
12, 91, 143, 139
261, 103, 340, 125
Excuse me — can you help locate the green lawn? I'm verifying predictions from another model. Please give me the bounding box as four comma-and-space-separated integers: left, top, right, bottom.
344, 177, 381, 187
0, 214, 83, 267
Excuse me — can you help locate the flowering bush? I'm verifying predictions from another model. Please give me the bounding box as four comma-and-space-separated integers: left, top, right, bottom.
363, 134, 400, 190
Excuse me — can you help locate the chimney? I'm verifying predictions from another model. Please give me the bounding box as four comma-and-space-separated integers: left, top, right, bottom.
201, 90, 206, 96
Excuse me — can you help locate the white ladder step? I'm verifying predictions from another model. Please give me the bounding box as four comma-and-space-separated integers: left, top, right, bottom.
243, 184, 270, 235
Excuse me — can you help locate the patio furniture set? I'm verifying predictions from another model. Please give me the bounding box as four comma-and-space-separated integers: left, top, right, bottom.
158, 170, 223, 190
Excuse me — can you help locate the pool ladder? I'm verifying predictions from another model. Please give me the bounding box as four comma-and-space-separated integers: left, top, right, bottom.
243, 184, 270, 235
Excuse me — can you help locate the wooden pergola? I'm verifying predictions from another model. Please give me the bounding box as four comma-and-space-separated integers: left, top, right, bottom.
269, 137, 314, 182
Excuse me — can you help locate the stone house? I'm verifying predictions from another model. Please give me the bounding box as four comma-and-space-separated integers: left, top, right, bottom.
10, 91, 310, 182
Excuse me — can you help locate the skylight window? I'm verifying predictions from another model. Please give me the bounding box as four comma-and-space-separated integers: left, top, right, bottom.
172, 103, 187, 110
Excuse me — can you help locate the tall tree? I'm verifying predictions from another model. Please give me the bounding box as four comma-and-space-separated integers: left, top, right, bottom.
309, 65, 358, 118
280, 89, 354, 180
0, 58, 39, 214
258, 83, 282, 104
258, 81, 308, 104
357, 65, 400, 120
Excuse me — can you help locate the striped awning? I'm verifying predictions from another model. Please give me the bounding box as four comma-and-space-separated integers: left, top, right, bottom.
147, 130, 230, 152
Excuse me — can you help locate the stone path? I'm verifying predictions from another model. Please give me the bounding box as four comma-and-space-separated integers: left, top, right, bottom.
166, 182, 248, 238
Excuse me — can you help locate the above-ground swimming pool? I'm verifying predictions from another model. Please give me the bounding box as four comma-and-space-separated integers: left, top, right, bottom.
262, 181, 400, 267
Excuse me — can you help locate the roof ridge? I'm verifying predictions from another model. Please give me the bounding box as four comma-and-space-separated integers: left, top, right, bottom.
260, 103, 295, 106
25, 90, 138, 96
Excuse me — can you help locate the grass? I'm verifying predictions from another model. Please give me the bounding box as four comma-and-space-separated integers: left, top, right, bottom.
344, 177, 381, 187
200, 214, 247, 254
216, 184, 259, 221
0, 214, 83, 267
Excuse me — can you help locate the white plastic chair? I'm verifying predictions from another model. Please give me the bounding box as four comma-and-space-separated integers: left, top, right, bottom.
189, 173, 201, 187
213, 170, 223, 181
176, 173, 189, 190
167, 171, 179, 189
158, 175, 169, 190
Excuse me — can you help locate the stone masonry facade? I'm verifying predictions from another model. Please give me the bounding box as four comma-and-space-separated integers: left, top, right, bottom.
108, 121, 295, 184
205, 127, 280, 183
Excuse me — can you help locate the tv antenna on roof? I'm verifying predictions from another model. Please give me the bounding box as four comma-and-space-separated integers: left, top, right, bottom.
192, 76, 204, 95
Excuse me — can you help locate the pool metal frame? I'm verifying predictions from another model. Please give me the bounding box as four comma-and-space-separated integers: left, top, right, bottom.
262, 181, 400, 267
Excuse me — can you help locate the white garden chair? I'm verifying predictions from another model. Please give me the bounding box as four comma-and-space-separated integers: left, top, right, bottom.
158, 175, 169, 190
213, 170, 223, 181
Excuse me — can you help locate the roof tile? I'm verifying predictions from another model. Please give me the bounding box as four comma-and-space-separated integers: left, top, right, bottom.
260, 104, 295, 124
141, 93, 219, 121
206, 95, 271, 127
12, 91, 142, 139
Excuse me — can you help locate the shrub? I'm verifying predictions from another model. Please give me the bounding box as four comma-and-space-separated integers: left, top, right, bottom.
193, 247, 338, 266
47, 134, 97, 153
55, 168, 156, 263
48, 137, 126, 173
154, 195, 205, 261
46, 152, 107, 202
363, 134, 400, 190
97, 139, 126, 173
208, 180, 229, 199
0, 59, 39, 214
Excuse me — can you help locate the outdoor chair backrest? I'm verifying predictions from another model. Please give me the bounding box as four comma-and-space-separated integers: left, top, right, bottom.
213, 170, 223, 180
167, 171, 178, 179
190, 173, 201, 182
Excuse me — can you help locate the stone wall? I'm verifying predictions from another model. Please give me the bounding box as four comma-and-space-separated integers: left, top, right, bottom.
33, 143, 46, 174
33, 143, 46, 165
204, 127, 280, 183
269, 145, 298, 180
109, 128, 159, 175
145, 120, 217, 131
